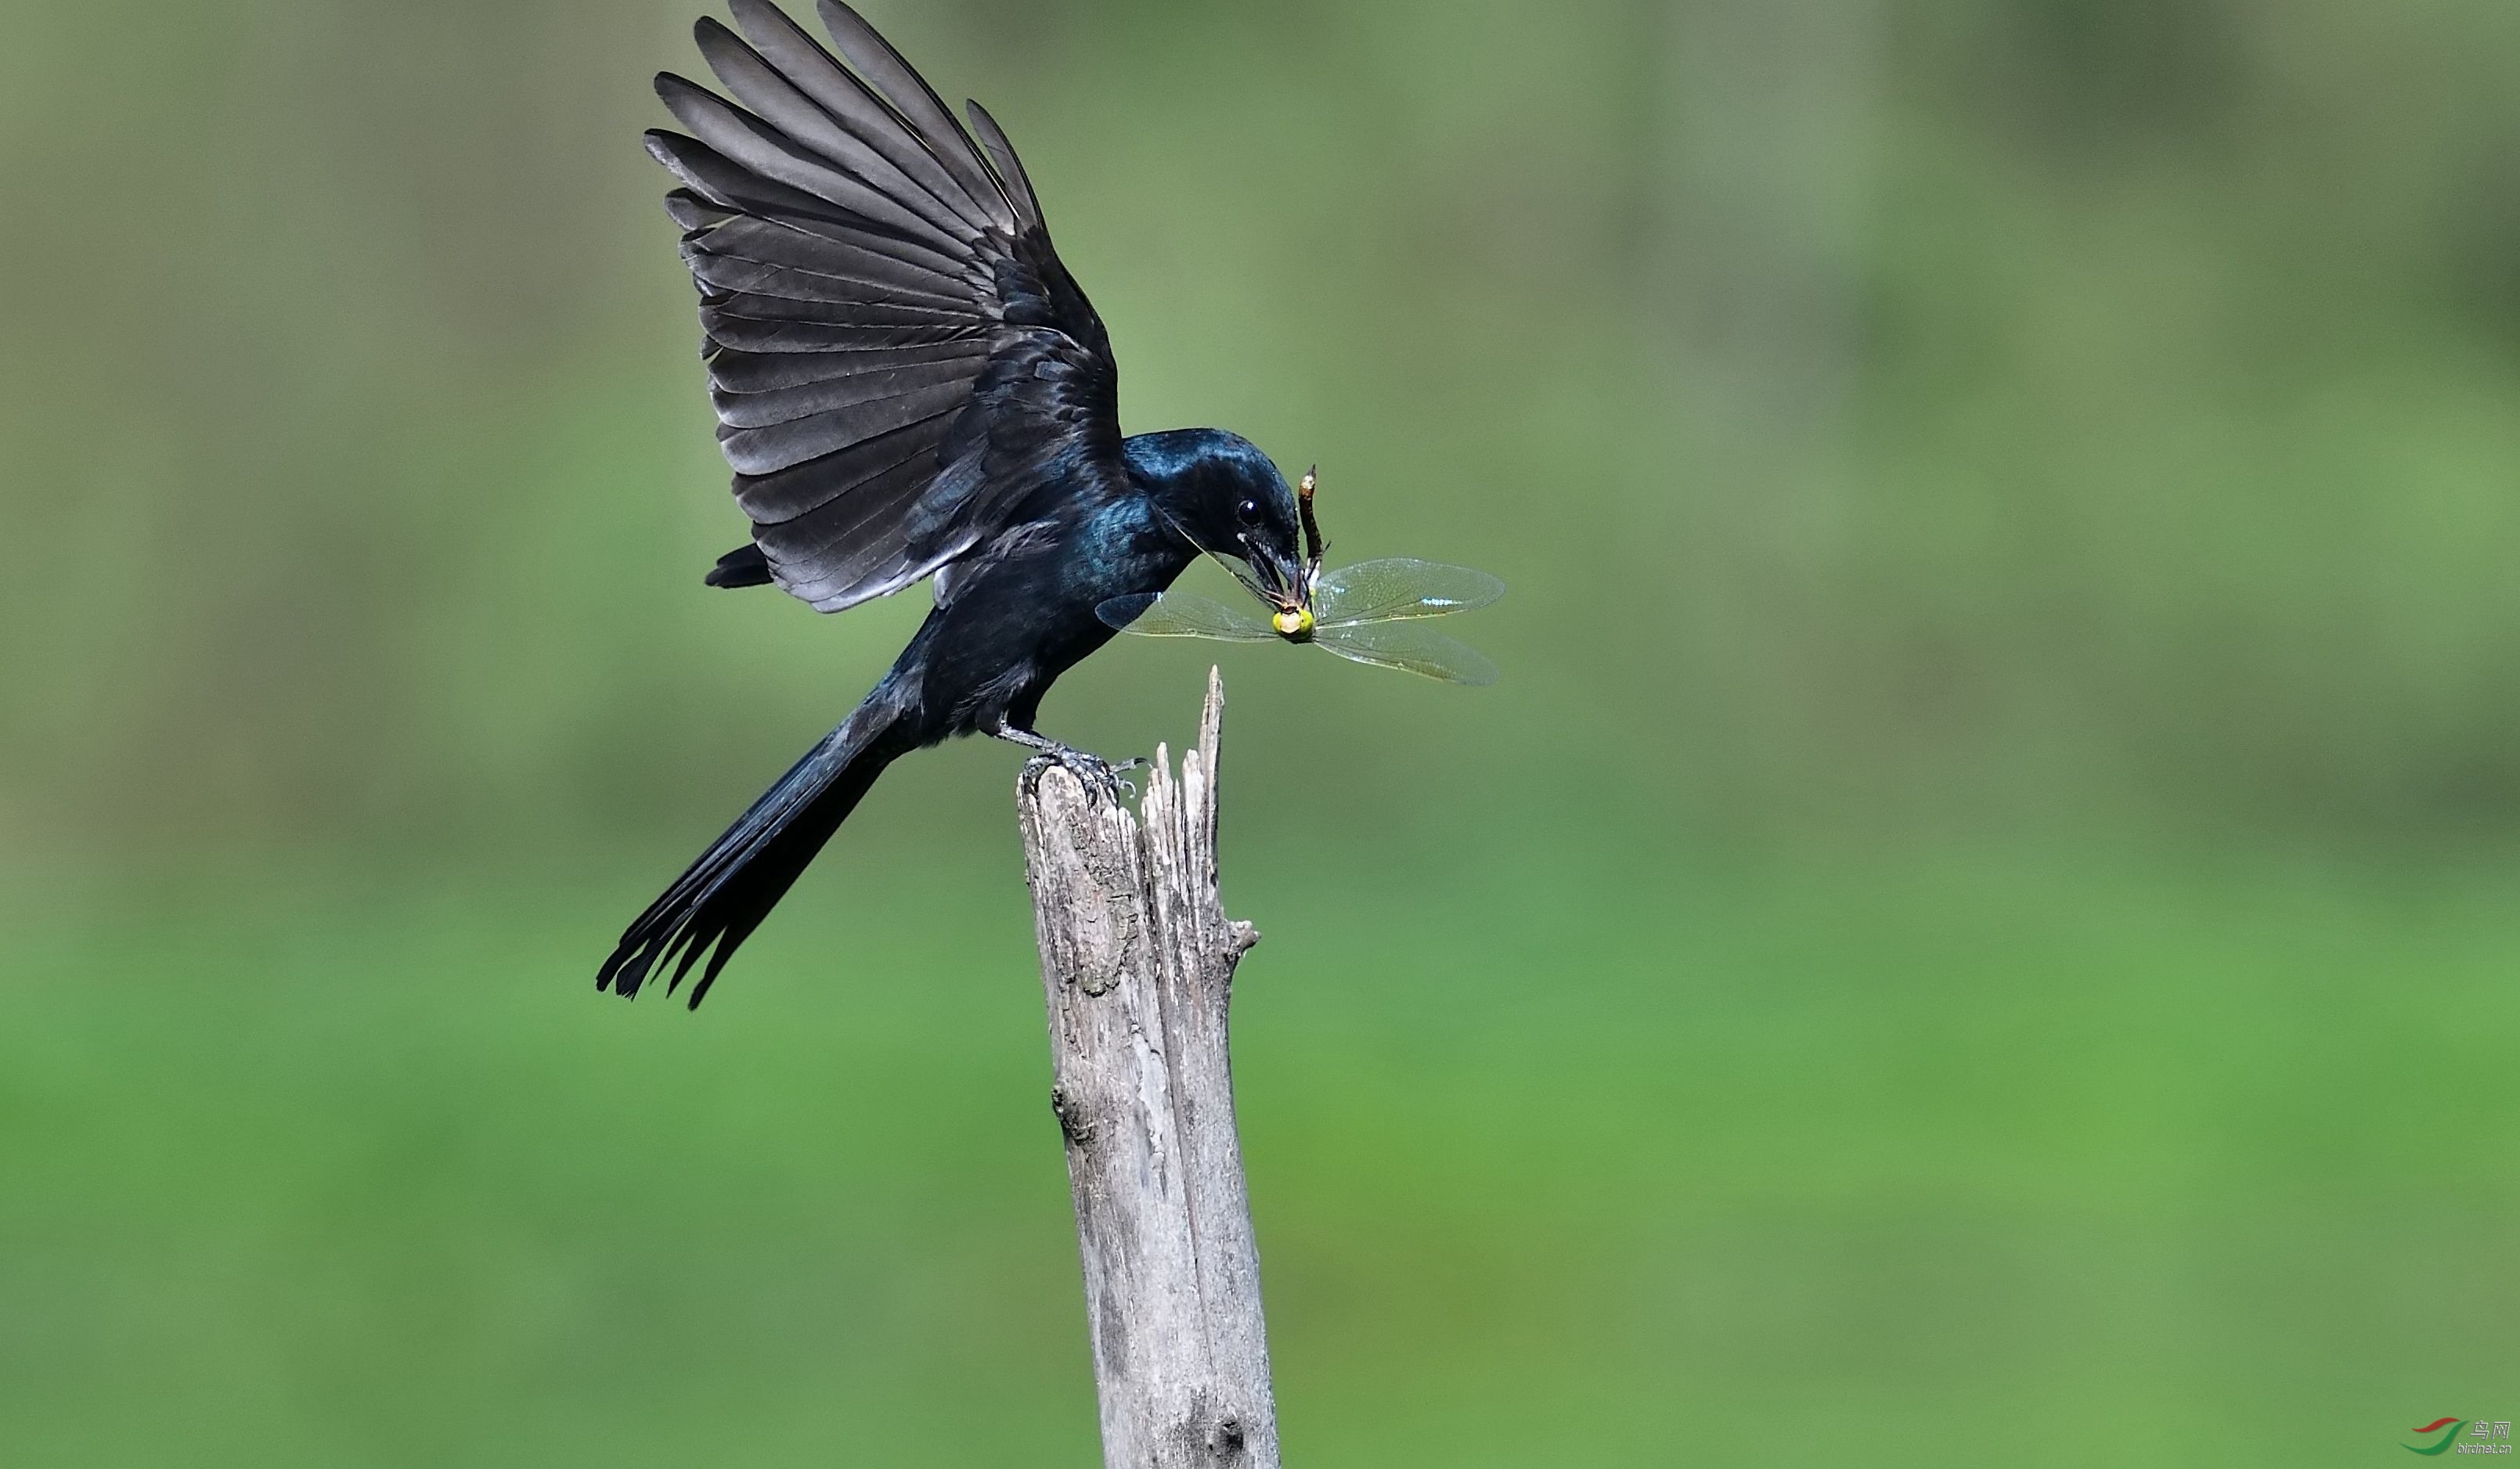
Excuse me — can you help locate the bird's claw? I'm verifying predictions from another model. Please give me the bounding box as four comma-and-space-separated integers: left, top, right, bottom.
1036, 744, 1135, 805
999, 724, 1143, 803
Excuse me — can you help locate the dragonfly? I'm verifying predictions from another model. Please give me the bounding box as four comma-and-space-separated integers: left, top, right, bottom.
1098, 471, 1504, 685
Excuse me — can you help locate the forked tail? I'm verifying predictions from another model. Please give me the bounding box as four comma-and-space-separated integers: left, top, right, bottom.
598, 685, 911, 1007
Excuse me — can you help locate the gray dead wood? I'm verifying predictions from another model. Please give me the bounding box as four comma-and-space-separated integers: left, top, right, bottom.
1015, 668, 1279, 1469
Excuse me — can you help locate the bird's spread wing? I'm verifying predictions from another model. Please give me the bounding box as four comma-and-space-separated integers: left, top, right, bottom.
649, 0, 1123, 612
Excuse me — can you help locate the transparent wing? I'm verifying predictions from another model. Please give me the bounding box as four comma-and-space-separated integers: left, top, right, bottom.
1313, 619, 1499, 685
1097, 591, 1277, 642
1314, 558, 1505, 627
1208, 551, 1278, 606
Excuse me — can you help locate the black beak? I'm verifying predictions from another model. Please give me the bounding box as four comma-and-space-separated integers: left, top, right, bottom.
1222, 533, 1309, 612
1267, 546, 1312, 611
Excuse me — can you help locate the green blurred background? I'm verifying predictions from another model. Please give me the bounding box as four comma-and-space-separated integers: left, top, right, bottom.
4, 0, 2515, 1463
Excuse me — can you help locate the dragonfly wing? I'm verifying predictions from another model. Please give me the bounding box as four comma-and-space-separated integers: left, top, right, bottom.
1314, 558, 1505, 626
1313, 619, 1499, 685
1208, 550, 1279, 606
1097, 591, 1278, 641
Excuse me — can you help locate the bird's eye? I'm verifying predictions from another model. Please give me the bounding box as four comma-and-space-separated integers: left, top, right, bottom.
1235, 499, 1262, 525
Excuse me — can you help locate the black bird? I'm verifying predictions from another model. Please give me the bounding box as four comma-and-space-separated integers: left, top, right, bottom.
598, 0, 1321, 1006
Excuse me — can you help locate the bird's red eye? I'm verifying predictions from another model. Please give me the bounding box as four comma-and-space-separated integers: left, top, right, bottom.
1236, 499, 1261, 524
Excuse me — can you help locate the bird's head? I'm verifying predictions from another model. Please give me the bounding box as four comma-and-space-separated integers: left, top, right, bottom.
1131, 430, 1325, 639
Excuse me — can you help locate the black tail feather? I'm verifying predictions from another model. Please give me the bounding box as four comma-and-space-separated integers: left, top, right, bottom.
705, 542, 773, 588
599, 686, 908, 1006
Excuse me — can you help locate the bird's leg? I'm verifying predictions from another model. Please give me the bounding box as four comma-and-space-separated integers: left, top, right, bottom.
991, 725, 1137, 801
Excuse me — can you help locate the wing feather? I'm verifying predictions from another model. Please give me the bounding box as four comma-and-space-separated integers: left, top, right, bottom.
727, 0, 1011, 235
683, 215, 976, 302
705, 340, 986, 395
665, 187, 736, 232
718, 378, 974, 476
695, 305, 985, 355
711, 351, 983, 427
690, 20, 979, 244
654, 73, 969, 252
647, 128, 859, 229
647, 2, 1123, 614
698, 290, 977, 329
813, 0, 1015, 220
755, 458, 954, 607
962, 100, 1043, 232
730, 412, 954, 525
685, 243, 968, 311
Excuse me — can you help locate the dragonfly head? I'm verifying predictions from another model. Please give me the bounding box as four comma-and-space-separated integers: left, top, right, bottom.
1271, 605, 1316, 642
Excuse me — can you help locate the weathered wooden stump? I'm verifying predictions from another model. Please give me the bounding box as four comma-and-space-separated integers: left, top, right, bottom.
1015, 669, 1280, 1469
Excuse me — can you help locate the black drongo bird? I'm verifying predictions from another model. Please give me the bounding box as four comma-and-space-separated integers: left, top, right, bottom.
597, 0, 1323, 1007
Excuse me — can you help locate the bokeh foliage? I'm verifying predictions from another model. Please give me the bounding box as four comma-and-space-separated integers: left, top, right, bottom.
2, 1, 2515, 1464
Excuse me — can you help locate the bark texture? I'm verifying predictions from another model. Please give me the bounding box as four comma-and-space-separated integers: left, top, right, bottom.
1015, 668, 1279, 1469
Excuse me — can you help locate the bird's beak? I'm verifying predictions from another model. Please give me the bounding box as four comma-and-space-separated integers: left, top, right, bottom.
1257, 548, 1313, 640
1212, 467, 1326, 640
1269, 466, 1325, 642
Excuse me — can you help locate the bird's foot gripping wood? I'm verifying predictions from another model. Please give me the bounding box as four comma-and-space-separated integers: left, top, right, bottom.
996, 726, 1141, 802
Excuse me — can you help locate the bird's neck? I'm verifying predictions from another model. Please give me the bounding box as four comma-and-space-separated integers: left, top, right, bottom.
1108, 491, 1203, 581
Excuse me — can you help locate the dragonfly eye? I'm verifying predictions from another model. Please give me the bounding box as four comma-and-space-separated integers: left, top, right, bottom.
1235, 498, 1261, 526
